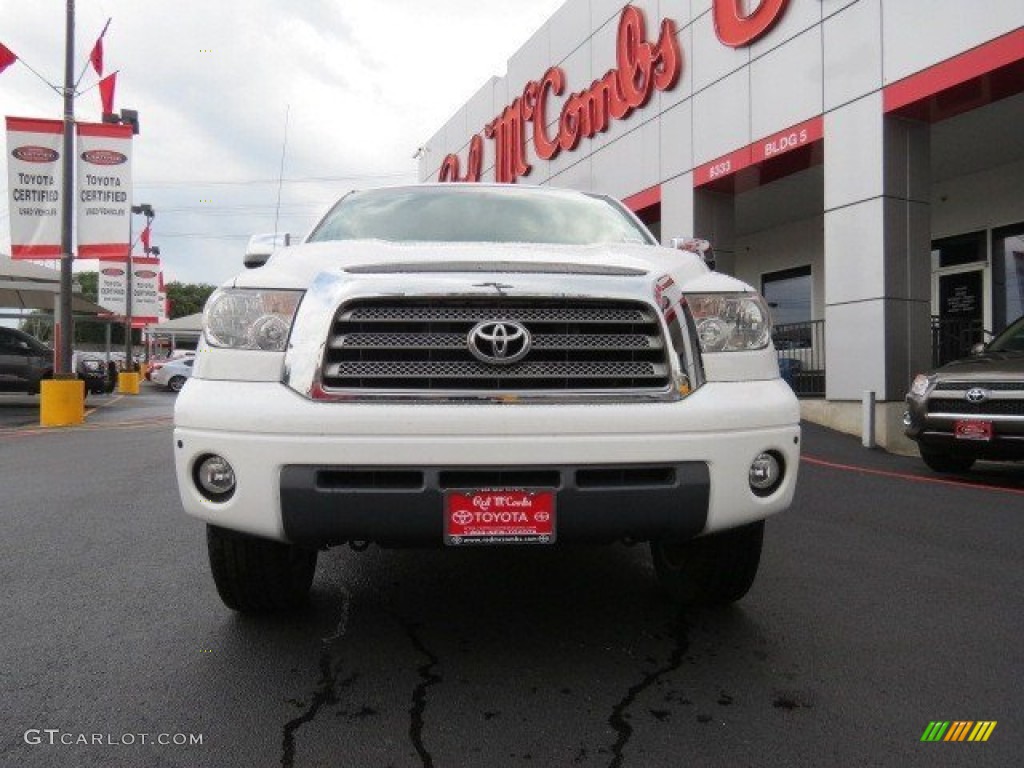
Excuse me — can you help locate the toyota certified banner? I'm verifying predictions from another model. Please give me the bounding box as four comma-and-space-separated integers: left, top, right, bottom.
76, 121, 133, 259
97, 255, 161, 324
5, 116, 64, 259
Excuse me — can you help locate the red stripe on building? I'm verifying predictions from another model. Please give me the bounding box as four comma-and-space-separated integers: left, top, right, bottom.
693, 146, 753, 188
880, 26, 1024, 121
884, 27, 1024, 115
750, 116, 823, 163
622, 184, 661, 212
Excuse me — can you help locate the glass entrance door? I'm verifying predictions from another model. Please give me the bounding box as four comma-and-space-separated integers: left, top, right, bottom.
932, 265, 990, 364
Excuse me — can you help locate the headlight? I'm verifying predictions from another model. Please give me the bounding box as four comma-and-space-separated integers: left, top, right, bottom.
204, 289, 303, 351
908, 373, 935, 398
684, 292, 772, 352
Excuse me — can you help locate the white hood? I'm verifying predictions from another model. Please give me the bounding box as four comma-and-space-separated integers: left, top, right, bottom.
231, 239, 756, 294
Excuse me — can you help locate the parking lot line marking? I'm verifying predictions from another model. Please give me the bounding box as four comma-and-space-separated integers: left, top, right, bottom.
802, 455, 1024, 497
85, 394, 125, 419
0, 415, 172, 438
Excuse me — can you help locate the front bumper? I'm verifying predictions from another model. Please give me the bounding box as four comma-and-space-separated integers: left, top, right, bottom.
905, 398, 1024, 460
174, 378, 800, 545
280, 461, 711, 546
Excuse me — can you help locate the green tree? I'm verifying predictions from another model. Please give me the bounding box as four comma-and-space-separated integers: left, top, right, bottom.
165, 281, 216, 319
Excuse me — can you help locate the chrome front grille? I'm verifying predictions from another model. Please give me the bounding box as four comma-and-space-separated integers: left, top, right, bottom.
321, 298, 670, 392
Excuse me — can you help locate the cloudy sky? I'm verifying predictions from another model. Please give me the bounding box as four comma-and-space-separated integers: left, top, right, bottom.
1, 0, 565, 286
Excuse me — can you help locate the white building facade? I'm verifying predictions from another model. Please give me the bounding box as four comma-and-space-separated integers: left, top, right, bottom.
420, 0, 1024, 449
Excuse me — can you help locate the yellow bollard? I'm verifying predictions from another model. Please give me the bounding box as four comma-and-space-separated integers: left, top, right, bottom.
118, 371, 141, 395
138, 362, 148, 379
40, 378, 86, 426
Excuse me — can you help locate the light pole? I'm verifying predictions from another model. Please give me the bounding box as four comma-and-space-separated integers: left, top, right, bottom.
125, 203, 154, 371
57, 0, 75, 376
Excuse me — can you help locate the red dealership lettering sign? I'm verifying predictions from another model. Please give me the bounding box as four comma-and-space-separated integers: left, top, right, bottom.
441, 6, 680, 184
438, 1, 790, 184
713, 0, 789, 48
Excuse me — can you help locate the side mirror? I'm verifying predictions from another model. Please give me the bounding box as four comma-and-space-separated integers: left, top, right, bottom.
244, 232, 291, 269
670, 237, 716, 270
970, 342, 987, 356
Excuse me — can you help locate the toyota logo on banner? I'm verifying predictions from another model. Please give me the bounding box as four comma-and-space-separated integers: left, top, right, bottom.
467, 320, 531, 365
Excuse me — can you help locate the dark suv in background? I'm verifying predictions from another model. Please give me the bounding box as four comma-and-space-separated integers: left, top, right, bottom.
0, 327, 52, 394
905, 314, 1024, 473
0, 327, 115, 395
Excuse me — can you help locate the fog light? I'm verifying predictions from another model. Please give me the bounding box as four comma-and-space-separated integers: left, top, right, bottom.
195, 454, 236, 501
902, 411, 912, 427
749, 452, 782, 496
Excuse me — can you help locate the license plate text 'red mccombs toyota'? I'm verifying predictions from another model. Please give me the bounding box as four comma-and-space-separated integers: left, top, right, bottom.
445, 490, 556, 545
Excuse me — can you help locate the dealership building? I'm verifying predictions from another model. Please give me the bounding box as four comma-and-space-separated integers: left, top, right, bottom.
418, 0, 1024, 449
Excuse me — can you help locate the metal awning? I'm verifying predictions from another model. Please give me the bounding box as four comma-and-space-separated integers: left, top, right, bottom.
0, 255, 108, 314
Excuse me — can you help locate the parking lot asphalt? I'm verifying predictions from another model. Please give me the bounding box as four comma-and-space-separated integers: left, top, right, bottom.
0, 384, 174, 431
2, 392, 1022, 768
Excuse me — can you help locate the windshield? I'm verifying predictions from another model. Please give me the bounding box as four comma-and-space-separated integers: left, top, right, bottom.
307, 186, 655, 246
987, 314, 1024, 352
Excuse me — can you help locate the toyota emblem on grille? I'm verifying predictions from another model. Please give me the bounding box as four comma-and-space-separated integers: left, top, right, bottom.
965, 387, 989, 403
467, 320, 531, 365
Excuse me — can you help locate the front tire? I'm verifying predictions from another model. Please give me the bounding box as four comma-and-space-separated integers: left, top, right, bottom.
206, 525, 318, 613
919, 448, 974, 474
168, 375, 186, 392
651, 521, 764, 607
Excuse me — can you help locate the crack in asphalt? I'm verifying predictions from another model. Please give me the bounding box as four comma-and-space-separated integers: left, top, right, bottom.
280, 588, 353, 768
605, 614, 690, 768
404, 621, 442, 768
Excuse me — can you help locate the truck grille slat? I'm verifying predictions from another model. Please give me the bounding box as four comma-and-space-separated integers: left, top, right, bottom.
331, 332, 662, 352
322, 298, 671, 393
341, 305, 650, 324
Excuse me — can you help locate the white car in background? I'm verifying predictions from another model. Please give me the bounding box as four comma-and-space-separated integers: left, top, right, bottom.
152, 357, 194, 392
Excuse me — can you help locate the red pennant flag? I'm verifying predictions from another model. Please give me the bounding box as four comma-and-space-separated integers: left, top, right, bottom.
99, 72, 116, 115
140, 224, 151, 252
89, 19, 110, 76
90, 36, 103, 76
0, 42, 17, 74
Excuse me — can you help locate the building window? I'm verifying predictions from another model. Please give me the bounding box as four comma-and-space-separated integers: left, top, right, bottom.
931, 230, 986, 269
993, 223, 1024, 331
762, 266, 812, 326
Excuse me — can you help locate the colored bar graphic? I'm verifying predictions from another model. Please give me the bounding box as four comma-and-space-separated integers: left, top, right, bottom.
921, 720, 997, 742
921, 722, 950, 742
968, 722, 997, 742
945, 721, 972, 741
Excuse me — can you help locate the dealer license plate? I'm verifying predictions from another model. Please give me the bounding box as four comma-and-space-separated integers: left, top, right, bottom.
954, 419, 993, 441
444, 489, 555, 546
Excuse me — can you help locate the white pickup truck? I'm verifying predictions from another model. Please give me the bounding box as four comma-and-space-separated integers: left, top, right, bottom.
173, 184, 800, 612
